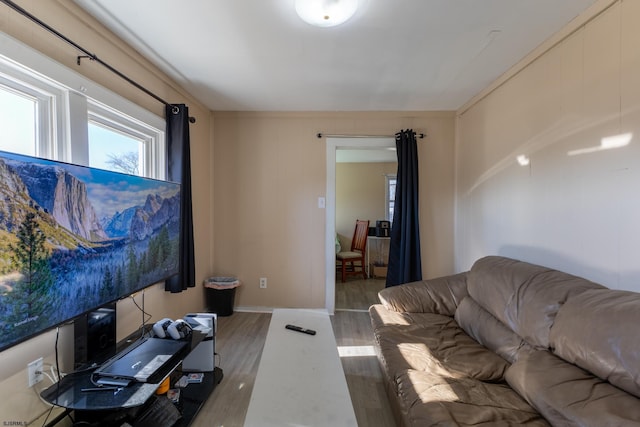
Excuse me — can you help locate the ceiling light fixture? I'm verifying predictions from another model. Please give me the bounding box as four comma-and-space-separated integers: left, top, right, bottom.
295, 0, 359, 28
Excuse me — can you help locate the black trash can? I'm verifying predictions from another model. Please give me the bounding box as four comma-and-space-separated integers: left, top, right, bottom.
204, 277, 240, 317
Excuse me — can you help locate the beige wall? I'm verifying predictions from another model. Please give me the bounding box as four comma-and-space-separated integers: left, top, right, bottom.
336, 161, 396, 267
455, 0, 640, 291
212, 112, 456, 310
0, 1, 212, 423
336, 161, 396, 250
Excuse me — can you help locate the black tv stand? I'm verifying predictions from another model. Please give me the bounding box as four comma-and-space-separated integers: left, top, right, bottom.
176, 367, 224, 426
41, 331, 223, 427
42, 367, 222, 427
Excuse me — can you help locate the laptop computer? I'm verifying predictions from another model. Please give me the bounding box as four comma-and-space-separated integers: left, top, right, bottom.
94, 337, 189, 385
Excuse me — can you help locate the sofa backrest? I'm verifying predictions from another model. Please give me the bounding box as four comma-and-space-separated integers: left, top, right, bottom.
550, 288, 640, 398
455, 296, 533, 364
456, 255, 640, 425
467, 256, 604, 349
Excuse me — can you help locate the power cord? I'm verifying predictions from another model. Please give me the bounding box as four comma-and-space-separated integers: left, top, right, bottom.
130, 291, 152, 338
39, 327, 60, 427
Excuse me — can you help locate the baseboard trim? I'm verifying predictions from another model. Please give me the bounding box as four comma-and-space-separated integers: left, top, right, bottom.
335, 308, 369, 313
233, 306, 274, 313
233, 306, 351, 315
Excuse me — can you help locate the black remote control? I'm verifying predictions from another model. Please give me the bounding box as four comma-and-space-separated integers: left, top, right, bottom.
285, 324, 316, 335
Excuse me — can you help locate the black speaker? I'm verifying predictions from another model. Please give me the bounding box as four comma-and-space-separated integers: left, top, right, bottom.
74, 303, 116, 369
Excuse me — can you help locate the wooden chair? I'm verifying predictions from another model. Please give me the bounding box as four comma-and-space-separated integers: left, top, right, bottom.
336, 219, 370, 283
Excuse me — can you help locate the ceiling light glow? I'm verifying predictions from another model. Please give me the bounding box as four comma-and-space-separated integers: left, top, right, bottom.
295, 0, 359, 28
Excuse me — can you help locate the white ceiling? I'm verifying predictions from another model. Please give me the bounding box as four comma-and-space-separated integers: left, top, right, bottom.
73, 0, 597, 112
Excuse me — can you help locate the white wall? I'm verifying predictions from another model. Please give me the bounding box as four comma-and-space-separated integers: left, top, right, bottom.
455, 0, 640, 291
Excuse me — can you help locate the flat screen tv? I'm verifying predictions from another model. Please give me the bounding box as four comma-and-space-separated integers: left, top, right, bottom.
0, 150, 181, 352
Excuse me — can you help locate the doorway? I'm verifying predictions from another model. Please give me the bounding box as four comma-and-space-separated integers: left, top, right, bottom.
324, 137, 396, 314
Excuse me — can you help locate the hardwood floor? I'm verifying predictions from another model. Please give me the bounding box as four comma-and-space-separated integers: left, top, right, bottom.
331, 310, 396, 427
335, 277, 386, 311
191, 309, 396, 427
190, 312, 270, 427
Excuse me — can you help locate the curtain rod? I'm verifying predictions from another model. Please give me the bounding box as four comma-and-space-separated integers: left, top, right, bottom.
0, 0, 196, 123
317, 132, 426, 139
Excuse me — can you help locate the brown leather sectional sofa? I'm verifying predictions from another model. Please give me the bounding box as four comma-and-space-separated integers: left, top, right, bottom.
369, 256, 640, 426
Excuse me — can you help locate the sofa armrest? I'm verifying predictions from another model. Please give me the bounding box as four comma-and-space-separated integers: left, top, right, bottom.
377, 272, 468, 315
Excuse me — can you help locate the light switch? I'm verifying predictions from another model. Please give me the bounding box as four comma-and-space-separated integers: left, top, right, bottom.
318, 197, 325, 208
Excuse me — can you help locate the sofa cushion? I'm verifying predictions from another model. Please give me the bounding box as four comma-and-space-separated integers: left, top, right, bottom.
371, 308, 509, 383
467, 256, 605, 348
371, 310, 469, 385
506, 350, 640, 427
550, 288, 640, 398
370, 304, 454, 331
370, 303, 413, 329
396, 369, 549, 426
378, 272, 468, 315
455, 297, 533, 364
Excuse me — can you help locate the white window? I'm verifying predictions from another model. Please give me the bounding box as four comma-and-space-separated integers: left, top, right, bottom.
385, 174, 396, 223
88, 121, 142, 175
87, 101, 164, 177
0, 64, 65, 158
0, 84, 36, 156
0, 33, 165, 179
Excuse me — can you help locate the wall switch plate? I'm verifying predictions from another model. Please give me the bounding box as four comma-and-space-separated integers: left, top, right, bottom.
260, 277, 267, 289
318, 197, 325, 208
28, 357, 43, 387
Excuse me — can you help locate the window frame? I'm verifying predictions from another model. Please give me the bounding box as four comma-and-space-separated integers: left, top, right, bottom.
385, 173, 396, 223
0, 60, 68, 160
88, 100, 165, 178
0, 32, 165, 179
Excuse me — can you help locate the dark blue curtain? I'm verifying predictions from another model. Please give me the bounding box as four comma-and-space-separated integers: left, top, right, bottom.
386, 129, 422, 287
165, 104, 195, 292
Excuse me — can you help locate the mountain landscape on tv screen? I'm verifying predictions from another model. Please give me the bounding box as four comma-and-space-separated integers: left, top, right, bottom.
0, 151, 180, 350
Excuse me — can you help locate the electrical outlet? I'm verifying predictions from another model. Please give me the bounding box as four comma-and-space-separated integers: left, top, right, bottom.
259, 277, 267, 289
28, 357, 43, 387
